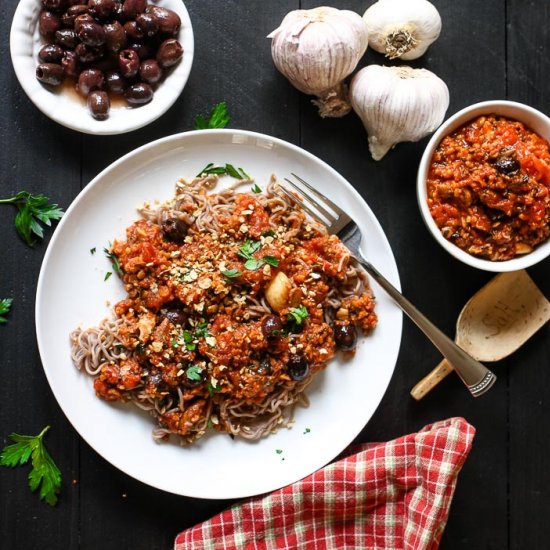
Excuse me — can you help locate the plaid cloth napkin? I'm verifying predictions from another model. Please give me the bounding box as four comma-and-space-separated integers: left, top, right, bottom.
175, 417, 475, 550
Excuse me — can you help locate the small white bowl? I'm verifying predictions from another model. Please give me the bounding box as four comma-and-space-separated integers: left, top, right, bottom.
417, 100, 550, 272
10, 0, 194, 135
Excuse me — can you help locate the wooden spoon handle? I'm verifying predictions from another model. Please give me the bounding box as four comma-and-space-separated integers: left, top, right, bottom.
410, 359, 454, 401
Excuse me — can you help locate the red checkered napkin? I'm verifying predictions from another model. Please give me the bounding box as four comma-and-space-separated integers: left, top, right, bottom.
175, 417, 475, 550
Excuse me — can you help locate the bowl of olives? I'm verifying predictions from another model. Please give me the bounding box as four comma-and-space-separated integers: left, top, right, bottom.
10, 0, 194, 134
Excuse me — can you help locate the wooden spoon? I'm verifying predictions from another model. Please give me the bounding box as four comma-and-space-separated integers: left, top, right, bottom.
411, 270, 550, 400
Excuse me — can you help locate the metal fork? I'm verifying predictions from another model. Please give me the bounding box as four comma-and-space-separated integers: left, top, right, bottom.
280, 173, 497, 398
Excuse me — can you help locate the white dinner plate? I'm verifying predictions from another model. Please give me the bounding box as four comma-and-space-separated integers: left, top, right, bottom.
10, 0, 194, 135
36, 129, 402, 499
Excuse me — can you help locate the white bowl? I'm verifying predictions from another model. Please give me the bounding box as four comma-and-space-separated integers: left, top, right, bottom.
417, 100, 550, 272
10, 0, 194, 135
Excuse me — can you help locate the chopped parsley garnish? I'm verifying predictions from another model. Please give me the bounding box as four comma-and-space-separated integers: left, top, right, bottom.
182, 331, 196, 351
0, 191, 63, 247
206, 380, 221, 395
170, 338, 179, 349
222, 268, 242, 278
0, 298, 13, 324
251, 183, 262, 193
104, 243, 122, 276
195, 322, 210, 339
185, 365, 202, 381
104, 272, 112, 281
275, 449, 283, 454
237, 240, 279, 271
0, 425, 61, 506
303, 427, 311, 434
263, 256, 280, 267
194, 101, 230, 130
196, 163, 250, 180
262, 230, 276, 238
90, 247, 96, 255
237, 239, 262, 260
288, 305, 309, 326
244, 258, 264, 271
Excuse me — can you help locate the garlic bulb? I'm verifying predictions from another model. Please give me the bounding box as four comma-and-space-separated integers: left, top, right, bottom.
350, 65, 449, 161
268, 7, 369, 117
363, 0, 441, 60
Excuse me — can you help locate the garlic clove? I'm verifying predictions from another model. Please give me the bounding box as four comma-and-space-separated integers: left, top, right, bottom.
363, 0, 442, 60
268, 7, 369, 117
350, 65, 449, 161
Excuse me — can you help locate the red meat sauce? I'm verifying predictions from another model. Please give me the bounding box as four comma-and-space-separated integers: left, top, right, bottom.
427, 115, 550, 260
93, 192, 377, 437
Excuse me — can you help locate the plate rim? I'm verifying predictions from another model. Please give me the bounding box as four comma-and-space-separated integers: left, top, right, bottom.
35, 128, 403, 498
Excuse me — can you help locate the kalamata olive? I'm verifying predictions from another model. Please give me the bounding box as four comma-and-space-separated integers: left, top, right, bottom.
118, 49, 140, 78
161, 217, 187, 242
78, 21, 106, 46
75, 43, 104, 64
287, 355, 309, 381
38, 44, 65, 63
77, 68, 104, 96
262, 315, 283, 340
122, 0, 147, 19
55, 28, 79, 49
136, 13, 159, 37
87, 90, 110, 120
256, 356, 272, 376
112, 1, 125, 22
125, 82, 154, 105
39, 11, 62, 39
333, 323, 357, 351
61, 4, 88, 28
162, 308, 187, 326
74, 13, 94, 31
88, 0, 115, 20
42, 0, 67, 11
36, 63, 64, 86
104, 21, 127, 52
495, 157, 520, 175
123, 21, 144, 41
146, 371, 163, 388
61, 50, 79, 77
128, 41, 153, 60
105, 70, 127, 94
156, 38, 183, 68
139, 59, 162, 84
146, 6, 181, 36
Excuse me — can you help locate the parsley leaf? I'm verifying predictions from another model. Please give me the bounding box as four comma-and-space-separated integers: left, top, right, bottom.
195, 322, 210, 339
251, 183, 262, 193
196, 163, 251, 180
104, 244, 122, 276
0, 298, 13, 324
170, 338, 179, 349
194, 102, 230, 130
182, 331, 196, 351
237, 239, 262, 260
90, 247, 96, 255
222, 268, 242, 278
0, 192, 63, 247
186, 365, 202, 381
275, 449, 283, 454
244, 258, 264, 271
0, 426, 61, 506
206, 380, 221, 395
262, 230, 276, 238
104, 272, 112, 281
263, 256, 280, 267
288, 305, 309, 326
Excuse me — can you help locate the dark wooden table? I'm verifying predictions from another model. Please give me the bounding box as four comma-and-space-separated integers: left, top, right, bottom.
1, 1, 549, 548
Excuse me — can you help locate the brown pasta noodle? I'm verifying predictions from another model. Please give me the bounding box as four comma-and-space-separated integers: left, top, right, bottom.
70, 174, 378, 445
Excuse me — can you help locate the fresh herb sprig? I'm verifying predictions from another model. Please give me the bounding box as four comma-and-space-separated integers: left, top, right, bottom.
236, 239, 280, 271
197, 163, 250, 180
0, 192, 63, 247
288, 305, 309, 326
0, 298, 13, 324
0, 426, 62, 506
104, 244, 122, 276
194, 102, 230, 130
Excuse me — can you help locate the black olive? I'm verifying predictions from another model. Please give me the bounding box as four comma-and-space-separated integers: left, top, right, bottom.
87, 91, 110, 120
333, 323, 357, 351
495, 157, 520, 175
162, 308, 187, 326
261, 315, 283, 340
147, 372, 163, 388
287, 354, 309, 381
161, 217, 188, 242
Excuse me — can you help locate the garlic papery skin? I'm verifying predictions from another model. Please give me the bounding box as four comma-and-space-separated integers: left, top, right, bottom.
363, 0, 441, 60
350, 65, 449, 161
268, 7, 369, 117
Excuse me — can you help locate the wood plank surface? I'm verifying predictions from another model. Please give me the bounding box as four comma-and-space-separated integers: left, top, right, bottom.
0, 0, 548, 548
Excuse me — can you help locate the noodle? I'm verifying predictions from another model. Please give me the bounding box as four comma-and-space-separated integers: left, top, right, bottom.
70, 174, 378, 445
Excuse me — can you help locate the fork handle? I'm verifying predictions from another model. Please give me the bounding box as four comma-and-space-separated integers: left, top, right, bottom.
359, 259, 497, 398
